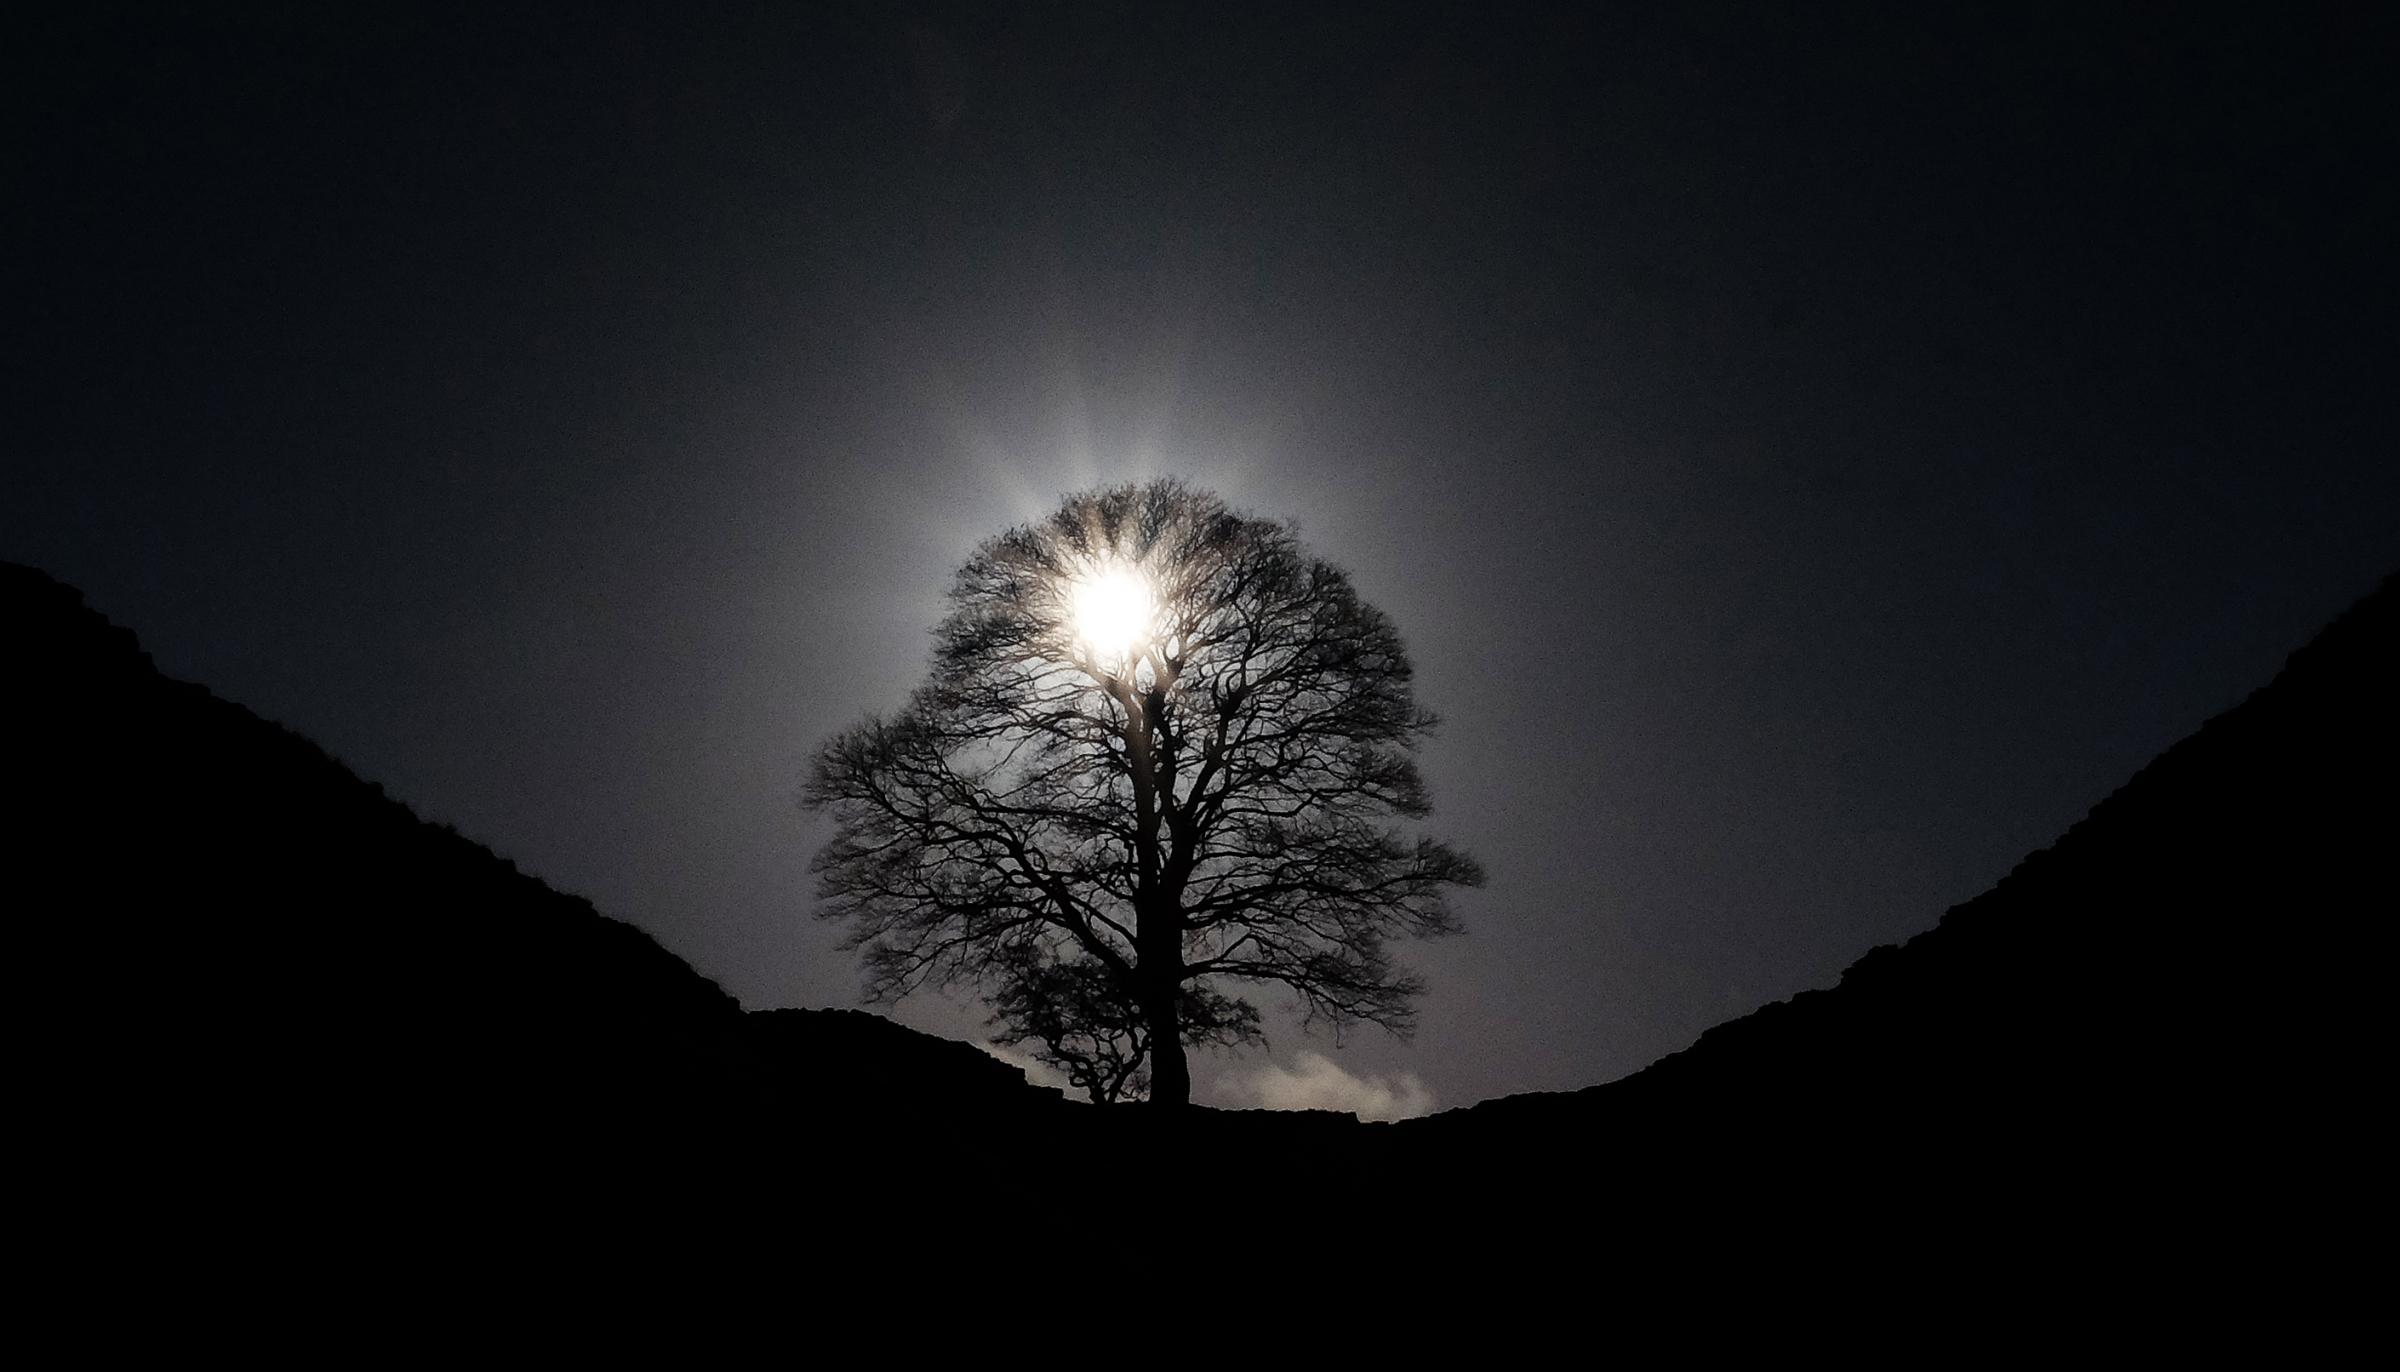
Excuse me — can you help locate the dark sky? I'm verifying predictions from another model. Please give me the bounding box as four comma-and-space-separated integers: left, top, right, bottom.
9, 3, 2393, 1112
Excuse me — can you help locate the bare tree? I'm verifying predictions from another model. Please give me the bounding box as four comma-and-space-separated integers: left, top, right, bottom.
806, 480, 1482, 1107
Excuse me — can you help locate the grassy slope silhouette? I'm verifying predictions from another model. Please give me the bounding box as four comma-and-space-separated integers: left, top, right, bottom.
4, 563, 1059, 1165
1428, 574, 2392, 1148
9, 560, 2388, 1246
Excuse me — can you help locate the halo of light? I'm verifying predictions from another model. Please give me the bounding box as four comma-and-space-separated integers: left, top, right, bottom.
1071, 568, 1153, 664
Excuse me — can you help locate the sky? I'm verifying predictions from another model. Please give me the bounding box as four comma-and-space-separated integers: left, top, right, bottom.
8, 3, 2393, 1113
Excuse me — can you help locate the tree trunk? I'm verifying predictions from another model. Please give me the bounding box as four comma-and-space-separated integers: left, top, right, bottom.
1119, 680, 1190, 1108
1143, 989, 1191, 1107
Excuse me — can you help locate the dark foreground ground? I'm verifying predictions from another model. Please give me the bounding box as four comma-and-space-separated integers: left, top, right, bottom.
7, 560, 2389, 1331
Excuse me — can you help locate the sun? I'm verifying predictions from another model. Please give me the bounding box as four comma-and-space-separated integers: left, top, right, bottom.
1070, 567, 1154, 665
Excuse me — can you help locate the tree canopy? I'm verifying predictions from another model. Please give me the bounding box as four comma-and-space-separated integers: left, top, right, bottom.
806, 480, 1482, 1105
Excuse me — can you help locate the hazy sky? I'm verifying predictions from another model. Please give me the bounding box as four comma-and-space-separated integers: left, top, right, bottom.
9, 3, 2393, 1111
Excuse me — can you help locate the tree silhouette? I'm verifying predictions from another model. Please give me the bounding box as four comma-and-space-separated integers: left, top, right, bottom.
806, 481, 1482, 1106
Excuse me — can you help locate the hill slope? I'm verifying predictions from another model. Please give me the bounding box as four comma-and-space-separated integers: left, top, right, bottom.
2, 562, 1058, 1163
1401, 573, 2394, 1220
10, 558, 2390, 1267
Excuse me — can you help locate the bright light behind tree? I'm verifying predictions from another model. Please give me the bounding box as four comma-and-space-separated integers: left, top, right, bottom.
1070, 567, 1154, 665
808, 480, 1482, 1108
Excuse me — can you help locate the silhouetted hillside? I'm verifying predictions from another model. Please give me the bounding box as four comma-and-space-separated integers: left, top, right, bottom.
746, 1006, 1062, 1118
2, 562, 1061, 1165
12, 558, 2390, 1300
1398, 573, 2395, 1227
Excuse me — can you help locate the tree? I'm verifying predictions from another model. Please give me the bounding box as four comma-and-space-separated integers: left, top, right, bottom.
805, 480, 1483, 1107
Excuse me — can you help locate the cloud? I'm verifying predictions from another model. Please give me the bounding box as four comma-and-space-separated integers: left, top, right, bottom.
1214, 1051, 1437, 1122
